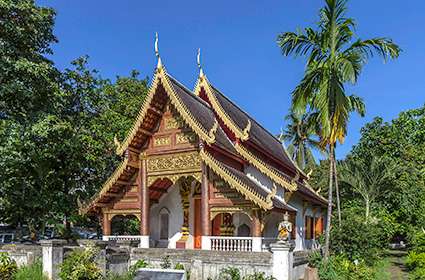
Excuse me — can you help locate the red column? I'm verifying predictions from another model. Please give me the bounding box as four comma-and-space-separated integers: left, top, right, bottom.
102, 212, 111, 236
140, 156, 149, 236
201, 162, 211, 236
251, 210, 262, 237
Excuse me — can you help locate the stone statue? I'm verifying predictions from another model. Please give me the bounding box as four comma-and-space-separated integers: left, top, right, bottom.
278, 211, 293, 242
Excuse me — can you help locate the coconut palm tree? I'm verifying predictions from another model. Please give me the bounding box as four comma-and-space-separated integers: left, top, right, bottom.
279, 112, 321, 171
339, 157, 396, 220
277, 0, 400, 258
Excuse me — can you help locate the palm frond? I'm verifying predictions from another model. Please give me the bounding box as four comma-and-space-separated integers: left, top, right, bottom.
345, 38, 401, 61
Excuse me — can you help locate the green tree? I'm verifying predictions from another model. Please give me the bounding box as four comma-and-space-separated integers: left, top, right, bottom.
279, 112, 321, 171
339, 156, 396, 220
277, 0, 400, 257
351, 106, 425, 236
0, 0, 60, 236
0, 55, 148, 237
0, 0, 59, 122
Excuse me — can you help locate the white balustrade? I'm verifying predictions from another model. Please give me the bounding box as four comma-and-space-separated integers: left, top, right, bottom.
102, 235, 144, 243
210, 236, 253, 252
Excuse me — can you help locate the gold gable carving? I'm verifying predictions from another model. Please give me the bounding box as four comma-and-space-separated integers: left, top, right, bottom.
165, 115, 185, 130
176, 132, 197, 144
153, 135, 171, 147
147, 151, 201, 173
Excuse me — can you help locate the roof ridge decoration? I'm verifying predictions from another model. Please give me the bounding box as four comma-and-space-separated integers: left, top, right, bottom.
200, 148, 273, 210
266, 184, 277, 206
194, 74, 251, 141
155, 32, 163, 69
115, 36, 217, 155
197, 48, 204, 78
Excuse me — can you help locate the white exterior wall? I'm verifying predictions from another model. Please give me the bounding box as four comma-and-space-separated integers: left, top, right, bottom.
149, 183, 184, 249
232, 212, 252, 236
288, 194, 324, 251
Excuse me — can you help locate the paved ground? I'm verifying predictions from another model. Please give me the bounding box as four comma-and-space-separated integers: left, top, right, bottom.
386, 251, 409, 280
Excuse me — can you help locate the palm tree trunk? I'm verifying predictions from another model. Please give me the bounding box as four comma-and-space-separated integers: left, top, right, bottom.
333, 150, 342, 226
365, 198, 370, 221
324, 145, 334, 259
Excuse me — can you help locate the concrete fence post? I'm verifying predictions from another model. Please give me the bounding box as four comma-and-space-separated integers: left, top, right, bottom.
40, 239, 67, 280
270, 242, 294, 280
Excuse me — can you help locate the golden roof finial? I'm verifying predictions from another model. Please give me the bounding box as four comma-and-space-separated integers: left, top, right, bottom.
197, 48, 204, 77
155, 32, 162, 69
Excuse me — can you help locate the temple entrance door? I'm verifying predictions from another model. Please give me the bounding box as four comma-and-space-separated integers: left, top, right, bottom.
194, 198, 202, 249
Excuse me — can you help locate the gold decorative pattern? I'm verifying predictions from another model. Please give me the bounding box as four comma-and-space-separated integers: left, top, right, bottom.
235, 142, 297, 192
194, 75, 250, 141
115, 72, 161, 155
80, 158, 130, 214
116, 61, 216, 155
176, 132, 197, 144
147, 173, 201, 187
148, 172, 202, 186
153, 136, 171, 147
194, 74, 301, 192
200, 148, 273, 210
160, 68, 216, 144
266, 184, 277, 206
210, 206, 255, 220
147, 151, 201, 174
165, 115, 185, 130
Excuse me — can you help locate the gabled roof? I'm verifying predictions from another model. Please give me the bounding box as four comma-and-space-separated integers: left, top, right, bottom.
200, 148, 292, 211
81, 60, 326, 215
194, 74, 305, 191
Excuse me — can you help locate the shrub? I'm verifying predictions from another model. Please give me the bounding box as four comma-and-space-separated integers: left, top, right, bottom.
316, 254, 376, 280
330, 205, 387, 264
217, 267, 275, 280
14, 260, 47, 280
218, 267, 241, 280
0, 252, 17, 280
58, 244, 102, 280
409, 267, 425, 280
160, 255, 171, 269
308, 250, 322, 268
410, 231, 425, 253
243, 271, 275, 280
174, 262, 184, 270
406, 252, 425, 271
128, 259, 148, 276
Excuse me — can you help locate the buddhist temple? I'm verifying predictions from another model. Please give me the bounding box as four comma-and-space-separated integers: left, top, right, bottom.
80, 44, 327, 252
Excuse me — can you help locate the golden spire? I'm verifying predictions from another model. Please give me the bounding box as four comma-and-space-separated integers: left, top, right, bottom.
197, 48, 204, 77
155, 32, 162, 69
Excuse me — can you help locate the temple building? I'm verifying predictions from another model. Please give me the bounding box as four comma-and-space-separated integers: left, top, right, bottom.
81, 49, 327, 252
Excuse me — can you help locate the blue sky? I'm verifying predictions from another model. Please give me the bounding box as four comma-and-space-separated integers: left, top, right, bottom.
38, 0, 424, 159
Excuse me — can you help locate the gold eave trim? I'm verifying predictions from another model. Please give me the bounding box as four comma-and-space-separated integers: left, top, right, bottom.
116, 72, 160, 155
200, 148, 272, 210
80, 157, 130, 214
116, 66, 216, 155
194, 76, 250, 141
235, 142, 297, 192
161, 69, 216, 145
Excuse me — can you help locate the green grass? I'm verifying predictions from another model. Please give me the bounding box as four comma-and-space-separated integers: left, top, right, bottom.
14, 260, 47, 280
374, 259, 391, 280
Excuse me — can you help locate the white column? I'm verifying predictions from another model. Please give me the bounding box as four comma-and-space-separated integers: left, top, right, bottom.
252, 237, 262, 252
40, 240, 67, 280
270, 242, 294, 280
139, 235, 150, 248
201, 236, 211, 250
